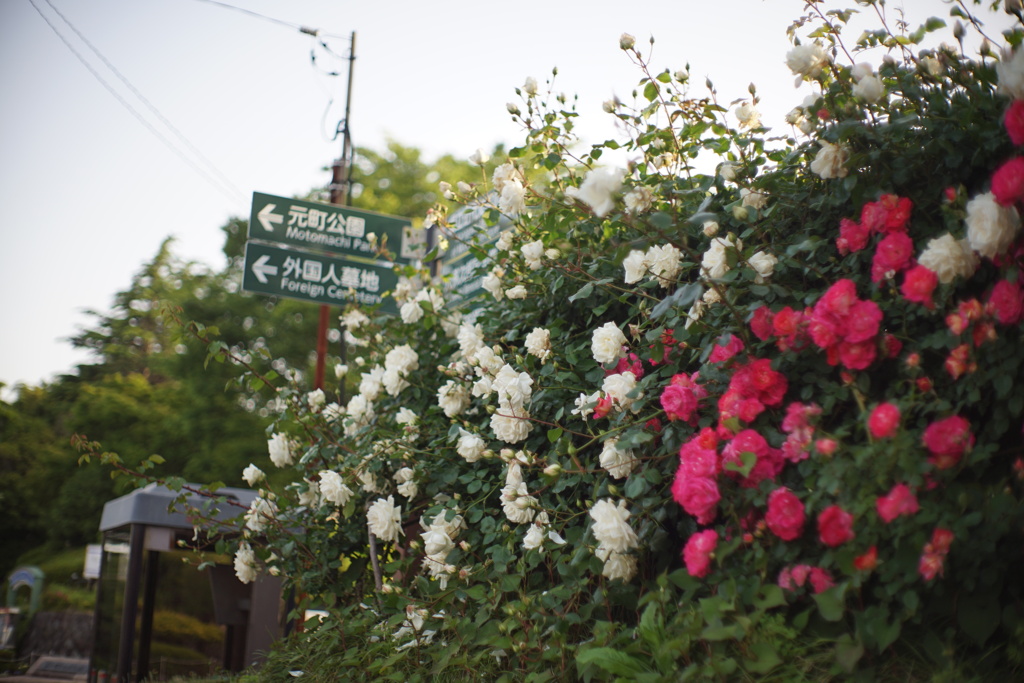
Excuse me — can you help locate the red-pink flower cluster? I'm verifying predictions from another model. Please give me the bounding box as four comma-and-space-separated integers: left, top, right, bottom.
817, 504, 855, 547
778, 564, 834, 593
722, 429, 784, 489
900, 264, 939, 309
765, 487, 805, 541
781, 401, 821, 462
918, 527, 954, 581
1006, 99, 1024, 145
808, 279, 883, 370
835, 194, 913, 255
876, 483, 919, 523
708, 334, 744, 363
672, 428, 721, 524
922, 415, 974, 469
717, 357, 788, 428
748, 305, 811, 353
682, 529, 718, 578
867, 402, 901, 439
991, 157, 1024, 207
659, 371, 706, 422
988, 279, 1024, 325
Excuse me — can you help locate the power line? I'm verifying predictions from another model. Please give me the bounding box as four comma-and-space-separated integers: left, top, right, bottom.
27, 0, 246, 205
40, 0, 245, 204
190, 0, 348, 41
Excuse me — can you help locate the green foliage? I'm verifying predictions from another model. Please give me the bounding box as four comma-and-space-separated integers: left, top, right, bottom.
68, 3, 1024, 680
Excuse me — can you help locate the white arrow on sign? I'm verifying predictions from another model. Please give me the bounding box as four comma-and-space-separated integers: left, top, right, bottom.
250, 254, 279, 284
258, 203, 283, 232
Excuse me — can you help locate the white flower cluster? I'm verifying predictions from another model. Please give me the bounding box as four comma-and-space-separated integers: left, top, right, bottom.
319, 470, 354, 507
810, 141, 849, 180
524, 327, 552, 363
244, 495, 278, 534
622, 243, 682, 288
394, 467, 417, 499
567, 167, 625, 218
490, 362, 535, 444
383, 344, 420, 396
501, 462, 537, 524
851, 62, 885, 104
589, 499, 639, 582
965, 192, 1021, 259
420, 509, 464, 588
599, 437, 637, 479
521, 240, 544, 270
493, 162, 527, 217
267, 432, 294, 468
367, 495, 403, 543
234, 542, 258, 584
522, 511, 567, 553
785, 42, 830, 83
591, 322, 627, 366
400, 288, 444, 325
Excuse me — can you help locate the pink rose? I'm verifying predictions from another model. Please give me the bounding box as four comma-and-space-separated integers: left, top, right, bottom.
750, 306, 774, 341
671, 472, 720, 524
871, 232, 914, 283
922, 415, 974, 469
661, 384, 697, 422
991, 156, 1024, 207
876, 483, 919, 523
709, 334, 744, 363
808, 567, 835, 593
868, 402, 901, 439
765, 487, 806, 541
837, 217, 870, 254
901, 265, 939, 309
1006, 99, 1024, 145
988, 279, 1024, 325
817, 504, 855, 547
682, 529, 718, 578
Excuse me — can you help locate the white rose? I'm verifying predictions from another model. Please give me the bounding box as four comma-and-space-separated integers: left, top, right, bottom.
523, 524, 546, 551
482, 271, 504, 300
395, 407, 418, 430
385, 345, 419, 375
499, 178, 527, 216
397, 480, 418, 499
597, 548, 637, 582
599, 438, 636, 479
852, 74, 885, 103
735, 102, 761, 129
366, 495, 403, 542
622, 249, 649, 284
748, 250, 778, 283
234, 542, 258, 584
437, 380, 470, 418
740, 188, 768, 209
718, 163, 737, 182
457, 322, 485, 359
809, 141, 849, 179
421, 527, 454, 558
524, 327, 552, 362
702, 220, 720, 237
456, 429, 486, 463
505, 285, 528, 299
245, 496, 277, 533
491, 162, 522, 193
242, 463, 264, 487
619, 33, 635, 50
602, 371, 639, 410
501, 481, 537, 524
589, 499, 638, 553
998, 47, 1024, 99
569, 167, 625, 218
521, 240, 544, 270
646, 243, 682, 287
572, 391, 601, 419
382, 368, 410, 397
267, 433, 294, 468
342, 308, 369, 329
359, 366, 384, 401
918, 233, 980, 284
492, 364, 534, 409
591, 322, 627, 366
469, 148, 490, 166
400, 300, 424, 324
319, 470, 354, 506
701, 236, 736, 280
522, 76, 538, 96
965, 191, 1021, 259
786, 42, 830, 79
623, 186, 654, 214
491, 407, 533, 444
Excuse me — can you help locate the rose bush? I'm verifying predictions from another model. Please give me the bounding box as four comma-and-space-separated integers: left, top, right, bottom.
160, 2, 1024, 679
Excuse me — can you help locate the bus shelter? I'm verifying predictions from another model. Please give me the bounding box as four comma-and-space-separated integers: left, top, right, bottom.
91, 483, 282, 683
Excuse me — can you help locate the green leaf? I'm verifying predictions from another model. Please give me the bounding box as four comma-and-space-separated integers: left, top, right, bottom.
643, 81, 659, 102
814, 584, 846, 622
576, 647, 650, 677
834, 634, 864, 673
958, 589, 1000, 646
547, 427, 563, 443
568, 282, 594, 303
744, 642, 781, 674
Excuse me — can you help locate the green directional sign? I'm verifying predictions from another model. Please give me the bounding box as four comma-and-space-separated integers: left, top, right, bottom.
438, 202, 506, 308
242, 241, 398, 314
249, 191, 424, 265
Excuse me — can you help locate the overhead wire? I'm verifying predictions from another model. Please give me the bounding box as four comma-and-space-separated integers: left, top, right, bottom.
189, 0, 348, 40
39, 0, 246, 204
27, 0, 246, 205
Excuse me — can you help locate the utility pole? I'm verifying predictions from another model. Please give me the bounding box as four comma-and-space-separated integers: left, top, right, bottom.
314, 31, 356, 392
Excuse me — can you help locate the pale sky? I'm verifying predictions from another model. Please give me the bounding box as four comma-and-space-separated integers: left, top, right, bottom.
0, 0, 1012, 394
